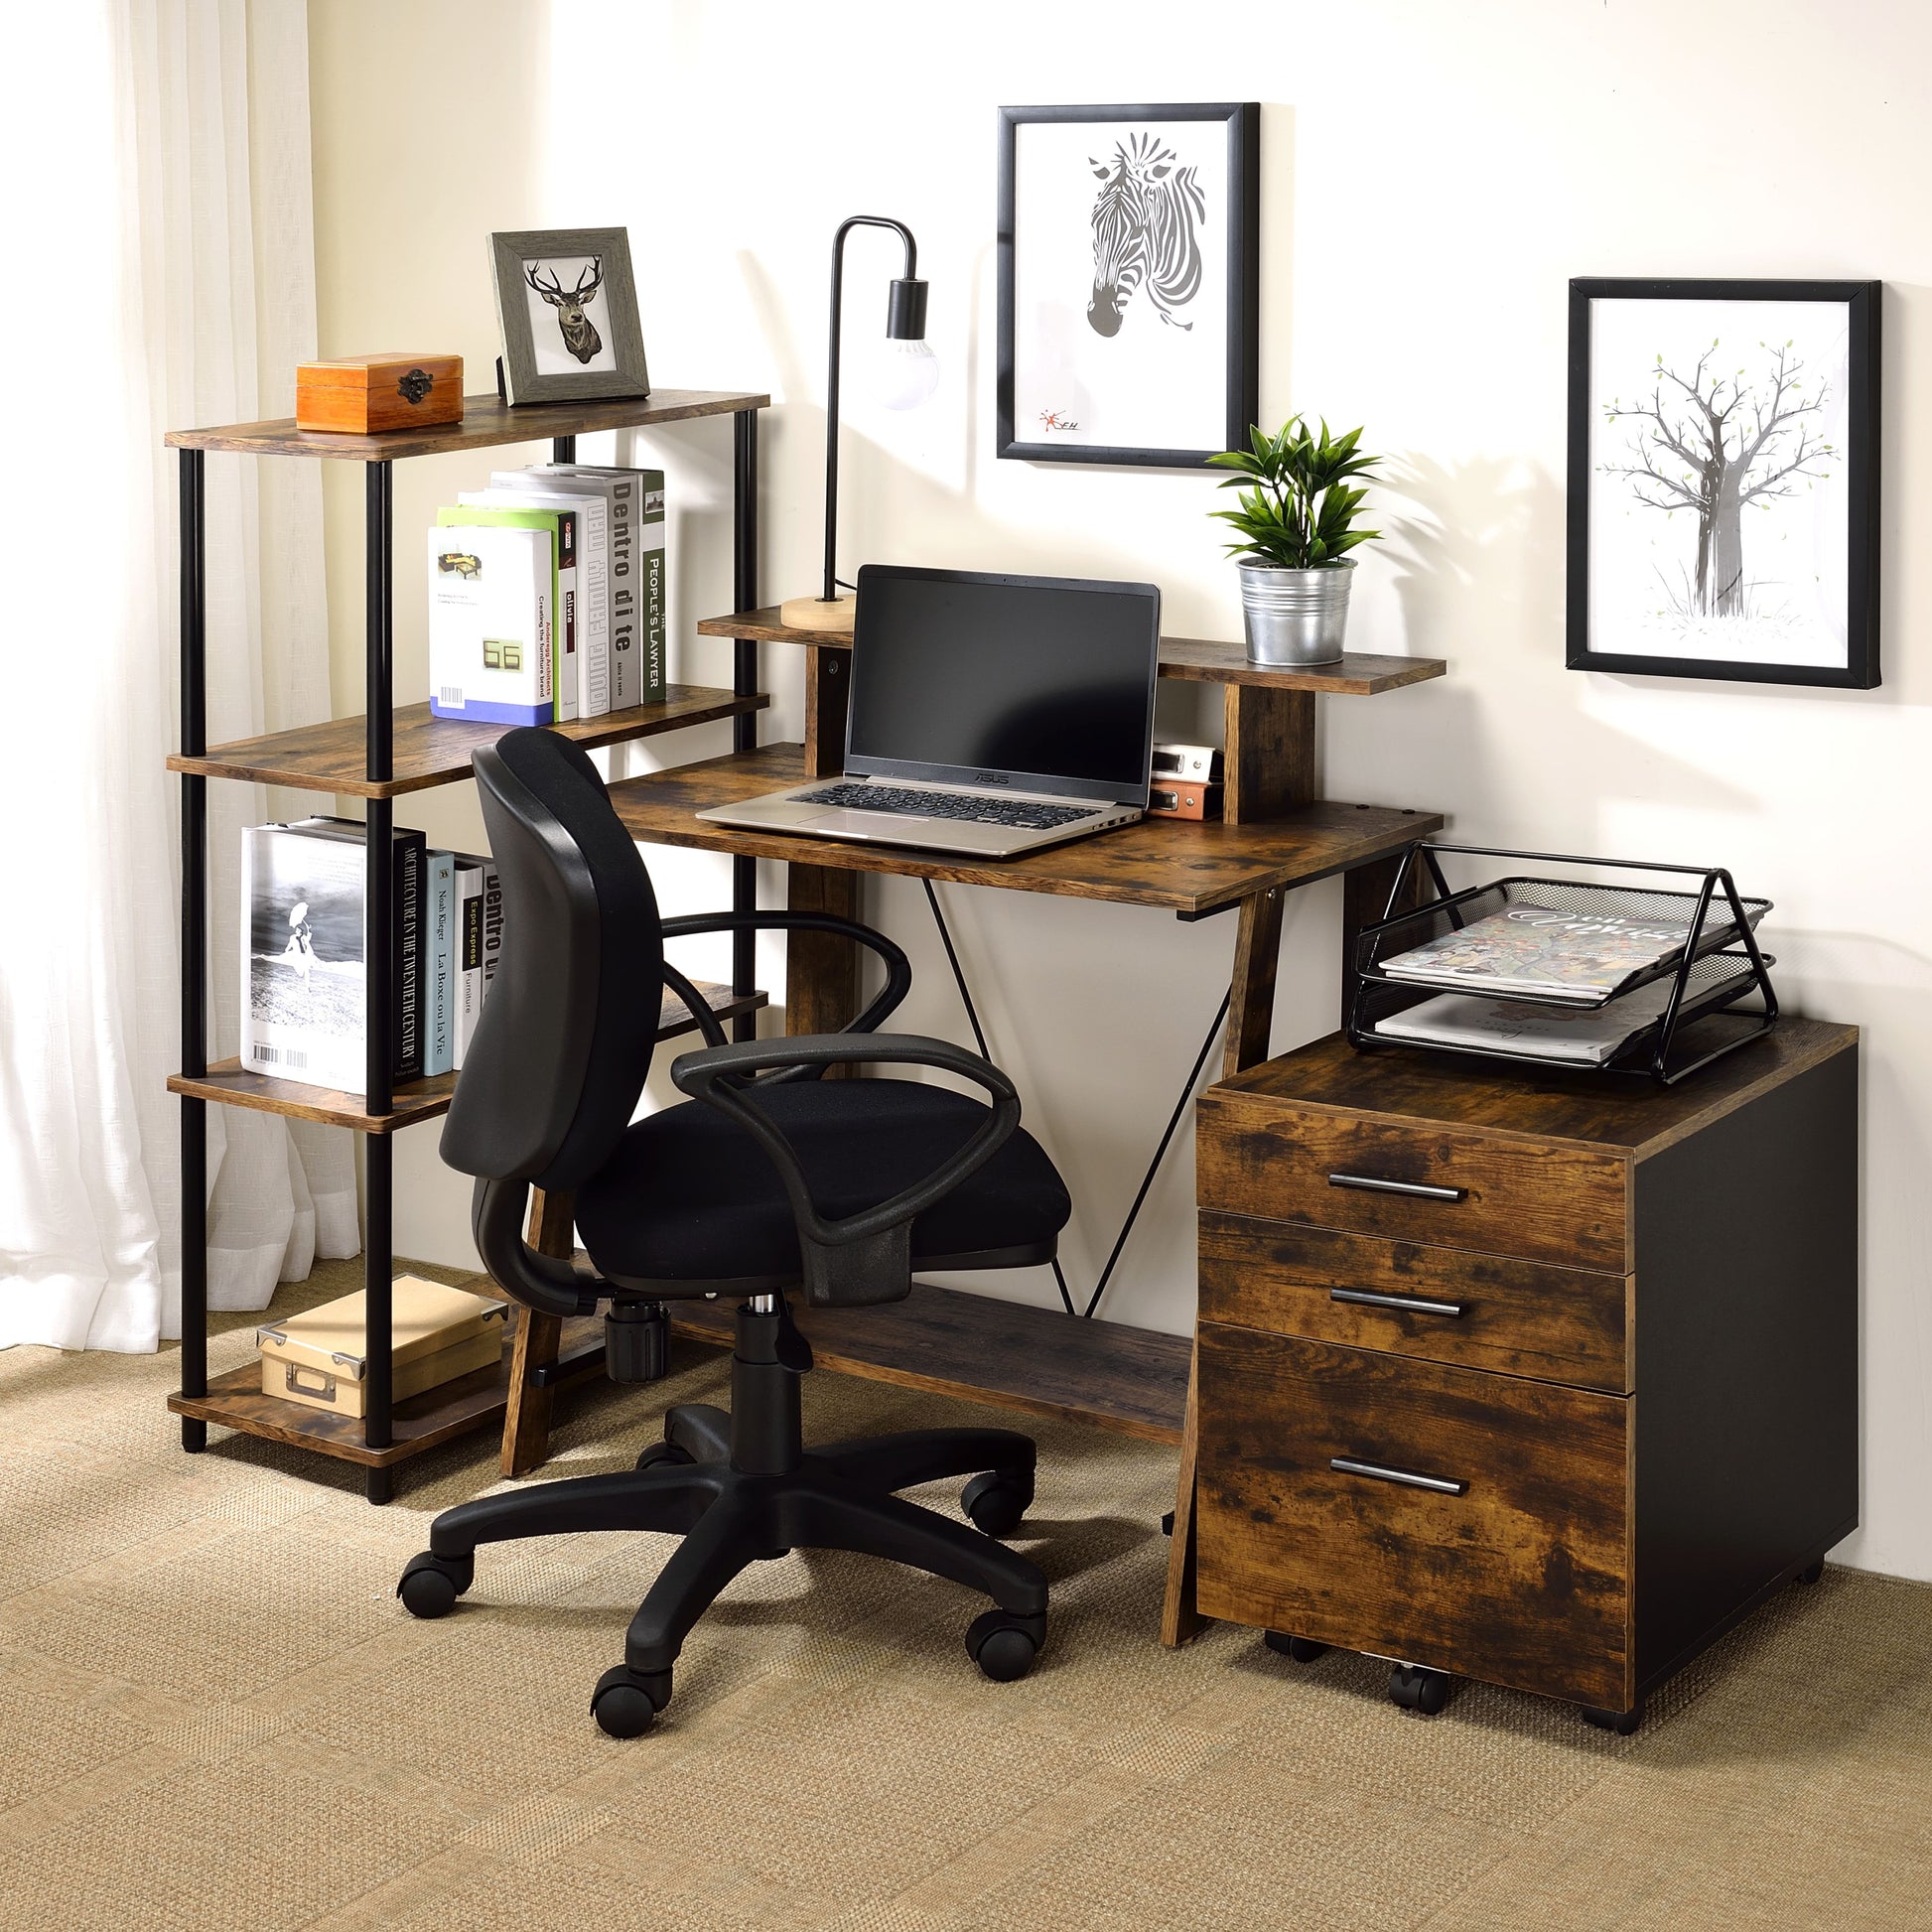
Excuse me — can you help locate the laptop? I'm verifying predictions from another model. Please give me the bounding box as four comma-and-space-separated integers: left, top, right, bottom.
699, 565, 1161, 859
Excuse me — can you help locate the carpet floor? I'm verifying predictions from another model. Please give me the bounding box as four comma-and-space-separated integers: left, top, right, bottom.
1, 1256, 1927, 1932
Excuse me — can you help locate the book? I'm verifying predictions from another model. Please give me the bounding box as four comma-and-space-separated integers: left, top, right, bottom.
531, 465, 665, 705
1372, 976, 1689, 1067
427, 523, 553, 725
1377, 898, 1761, 1004
424, 850, 456, 1076
489, 472, 612, 718
438, 505, 576, 721
290, 817, 426, 1082
452, 852, 502, 1070
239, 820, 424, 1093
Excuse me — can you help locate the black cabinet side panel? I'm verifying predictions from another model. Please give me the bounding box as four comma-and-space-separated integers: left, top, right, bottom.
1634, 1046, 1860, 1691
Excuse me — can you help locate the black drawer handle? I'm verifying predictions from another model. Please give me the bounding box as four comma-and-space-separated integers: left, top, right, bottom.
1327, 1172, 1467, 1203
1329, 1286, 1468, 1319
1330, 1455, 1468, 1497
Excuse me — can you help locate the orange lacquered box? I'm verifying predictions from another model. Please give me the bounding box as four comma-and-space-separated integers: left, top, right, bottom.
295, 352, 465, 435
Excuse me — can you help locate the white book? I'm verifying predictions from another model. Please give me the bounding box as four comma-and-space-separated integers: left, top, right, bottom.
446, 502, 577, 721
427, 524, 552, 725
1373, 977, 1686, 1067
531, 465, 664, 705
488, 474, 612, 717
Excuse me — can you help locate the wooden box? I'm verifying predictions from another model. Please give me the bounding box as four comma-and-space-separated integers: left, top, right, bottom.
295, 352, 464, 435
258, 1274, 507, 1418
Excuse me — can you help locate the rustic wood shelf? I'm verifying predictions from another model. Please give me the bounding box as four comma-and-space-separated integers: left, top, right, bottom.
165, 387, 770, 462
695, 608, 1448, 696
609, 742, 1443, 916
670, 1282, 1191, 1444
171, 686, 768, 799
169, 980, 766, 1134
169, 1304, 607, 1471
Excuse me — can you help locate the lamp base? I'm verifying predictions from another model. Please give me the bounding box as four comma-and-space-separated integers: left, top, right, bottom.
777, 593, 857, 634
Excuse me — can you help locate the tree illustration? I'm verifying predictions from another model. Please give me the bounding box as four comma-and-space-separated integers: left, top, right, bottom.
1603, 341, 1833, 618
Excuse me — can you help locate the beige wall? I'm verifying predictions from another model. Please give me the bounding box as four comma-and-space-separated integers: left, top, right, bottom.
309, 0, 1932, 1581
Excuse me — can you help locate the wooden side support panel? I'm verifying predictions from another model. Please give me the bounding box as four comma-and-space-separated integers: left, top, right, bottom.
500, 1187, 573, 1476
1222, 685, 1315, 824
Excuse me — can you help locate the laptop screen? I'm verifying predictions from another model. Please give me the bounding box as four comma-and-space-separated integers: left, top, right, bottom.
846, 567, 1160, 805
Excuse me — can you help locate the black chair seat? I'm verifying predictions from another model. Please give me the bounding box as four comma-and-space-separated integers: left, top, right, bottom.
576, 1077, 1071, 1286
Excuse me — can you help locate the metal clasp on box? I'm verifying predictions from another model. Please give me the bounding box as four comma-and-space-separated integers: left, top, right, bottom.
285, 1364, 338, 1401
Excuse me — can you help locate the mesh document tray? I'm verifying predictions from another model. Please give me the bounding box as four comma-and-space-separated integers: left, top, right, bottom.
1345, 843, 1779, 1087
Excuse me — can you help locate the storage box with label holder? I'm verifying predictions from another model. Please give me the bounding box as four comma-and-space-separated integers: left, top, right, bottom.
296, 352, 465, 435
258, 1275, 507, 1417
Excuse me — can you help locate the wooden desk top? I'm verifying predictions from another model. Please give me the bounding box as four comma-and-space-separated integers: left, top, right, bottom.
608, 743, 1445, 916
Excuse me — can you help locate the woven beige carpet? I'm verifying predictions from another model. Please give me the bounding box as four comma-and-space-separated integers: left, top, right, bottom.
2, 1257, 1928, 1932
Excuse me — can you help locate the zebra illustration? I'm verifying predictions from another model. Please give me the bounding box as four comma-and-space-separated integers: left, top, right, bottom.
1085, 132, 1207, 337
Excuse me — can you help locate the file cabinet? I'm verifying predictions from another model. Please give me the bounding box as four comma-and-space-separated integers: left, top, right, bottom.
1190, 1020, 1859, 1729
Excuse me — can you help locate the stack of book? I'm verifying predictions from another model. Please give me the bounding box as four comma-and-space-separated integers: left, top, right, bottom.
426, 464, 666, 726
1368, 896, 1769, 1067
239, 820, 503, 1095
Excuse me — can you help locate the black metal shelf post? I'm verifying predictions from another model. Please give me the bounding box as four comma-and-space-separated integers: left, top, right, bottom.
179, 449, 208, 1451
732, 408, 759, 1038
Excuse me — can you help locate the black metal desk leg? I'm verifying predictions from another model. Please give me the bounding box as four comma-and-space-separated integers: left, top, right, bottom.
179, 447, 208, 1449
363, 460, 395, 1496
731, 408, 759, 1039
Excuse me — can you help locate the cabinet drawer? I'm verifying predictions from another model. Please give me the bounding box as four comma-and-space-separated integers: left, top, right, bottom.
1198, 1213, 1630, 1392
1194, 1322, 1631, 1708
1196, 1096, 1628, 1271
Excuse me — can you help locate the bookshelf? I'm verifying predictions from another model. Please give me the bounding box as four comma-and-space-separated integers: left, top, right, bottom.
165, 387, 768, 1501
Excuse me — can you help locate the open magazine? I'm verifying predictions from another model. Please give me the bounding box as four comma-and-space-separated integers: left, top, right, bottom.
1372, 977, 1687, 1066
1376, 899, 1754, 1003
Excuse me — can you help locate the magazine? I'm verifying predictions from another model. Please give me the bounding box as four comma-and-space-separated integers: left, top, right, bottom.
1373, 977, 1686, 1066
1377, 898, 1756, 1003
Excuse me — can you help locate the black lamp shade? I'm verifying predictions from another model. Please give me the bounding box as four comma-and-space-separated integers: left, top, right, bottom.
887, 278, 928, 341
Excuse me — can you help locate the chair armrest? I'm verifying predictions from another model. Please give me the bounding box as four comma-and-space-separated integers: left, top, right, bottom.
669, 1033, 1022, 1306
658, 961, 730, 1049
661, 909, 911, 1049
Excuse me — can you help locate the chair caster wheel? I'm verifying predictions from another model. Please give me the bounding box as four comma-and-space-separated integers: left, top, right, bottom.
1388, 1664, 1451, 1716
1795, 1558, 1825, 1586
396, 1551, 473, 1619
961, 1469, 1034, 1539
1583, 1702, 1644, 1735
635, 1441, 695, 1473
966, 1608, 1045, 1683
591, 1664, 671, 1738
1265, 1631, 1328, 1664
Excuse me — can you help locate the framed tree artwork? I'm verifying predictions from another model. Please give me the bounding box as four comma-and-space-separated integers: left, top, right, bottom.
1568, 278, 1881, 688
997, 102, 1259, 468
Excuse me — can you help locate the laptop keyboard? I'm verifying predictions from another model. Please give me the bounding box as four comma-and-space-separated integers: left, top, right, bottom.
795, 783, 1100, 831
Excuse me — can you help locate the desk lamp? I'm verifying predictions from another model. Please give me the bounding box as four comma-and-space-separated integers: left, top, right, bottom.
777, 215, 938, 632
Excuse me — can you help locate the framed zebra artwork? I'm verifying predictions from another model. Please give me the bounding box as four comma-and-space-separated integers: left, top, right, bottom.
997, 102, 1259, 468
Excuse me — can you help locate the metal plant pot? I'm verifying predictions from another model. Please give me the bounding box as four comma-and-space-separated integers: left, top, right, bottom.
1238, 560, 1355, 665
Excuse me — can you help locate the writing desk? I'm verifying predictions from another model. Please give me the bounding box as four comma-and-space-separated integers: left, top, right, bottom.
558, 609, 1446, 1638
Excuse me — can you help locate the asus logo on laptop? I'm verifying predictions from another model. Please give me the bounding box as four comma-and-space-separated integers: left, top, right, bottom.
975, 772, 1009, 785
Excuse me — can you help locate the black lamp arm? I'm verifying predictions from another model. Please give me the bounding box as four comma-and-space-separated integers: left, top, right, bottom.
823, 214, 925, 605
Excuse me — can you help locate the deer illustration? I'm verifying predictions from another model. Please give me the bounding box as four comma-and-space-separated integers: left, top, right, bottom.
525, 258, 605, 363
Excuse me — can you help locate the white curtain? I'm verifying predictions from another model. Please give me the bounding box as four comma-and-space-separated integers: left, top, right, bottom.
0, 0, 356, 1354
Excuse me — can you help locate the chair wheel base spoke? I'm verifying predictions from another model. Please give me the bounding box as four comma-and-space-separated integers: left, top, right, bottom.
966, 1607, 1045, 1683
592, 1664, 671, 1738
396, 1550, 474, 1619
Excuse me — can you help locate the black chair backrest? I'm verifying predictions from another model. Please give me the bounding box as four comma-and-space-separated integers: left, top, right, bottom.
440, 729, 663, 1192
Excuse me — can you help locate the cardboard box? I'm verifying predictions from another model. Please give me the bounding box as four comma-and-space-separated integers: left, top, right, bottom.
296, 352, 464, 435
258, 1275, 507, 1418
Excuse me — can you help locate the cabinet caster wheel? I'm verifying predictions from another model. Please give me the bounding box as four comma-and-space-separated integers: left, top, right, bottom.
1583, 1702, 1644, 1735
1388, 1664, 1451, 1716
1795, 1558, 1825, 1586
1265, 1631, 1328, 1664
966, 1608, 1045, 1683
396, 1550, 473, 1619
961, 1469, 1033, 1539
591, 1664, 670, 1738
635, 1441, 695, 1473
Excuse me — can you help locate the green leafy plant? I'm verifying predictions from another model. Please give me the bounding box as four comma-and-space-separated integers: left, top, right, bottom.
1208, 417, 1380, 570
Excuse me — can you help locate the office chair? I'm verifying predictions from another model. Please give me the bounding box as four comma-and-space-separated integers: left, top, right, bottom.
396, 728, 1073, 1736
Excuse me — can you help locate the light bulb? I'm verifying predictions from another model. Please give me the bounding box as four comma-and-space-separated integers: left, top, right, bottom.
877, 338, 940, 410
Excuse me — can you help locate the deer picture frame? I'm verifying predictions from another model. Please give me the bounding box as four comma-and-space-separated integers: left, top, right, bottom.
997, 102, 1259, 469
1567, 278, 1881, 689
488, 226, 650, 406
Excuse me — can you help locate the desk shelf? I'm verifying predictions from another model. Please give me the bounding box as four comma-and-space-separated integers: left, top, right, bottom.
170, 688, 768, 799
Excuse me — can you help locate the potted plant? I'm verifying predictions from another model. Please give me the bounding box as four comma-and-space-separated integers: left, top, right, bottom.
1209, 416, 1381, 664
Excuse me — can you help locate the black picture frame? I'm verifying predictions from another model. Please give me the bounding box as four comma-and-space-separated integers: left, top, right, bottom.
997, 102, 1259, 469
1567, 277, 1881, 689
488, 226, 650, 407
